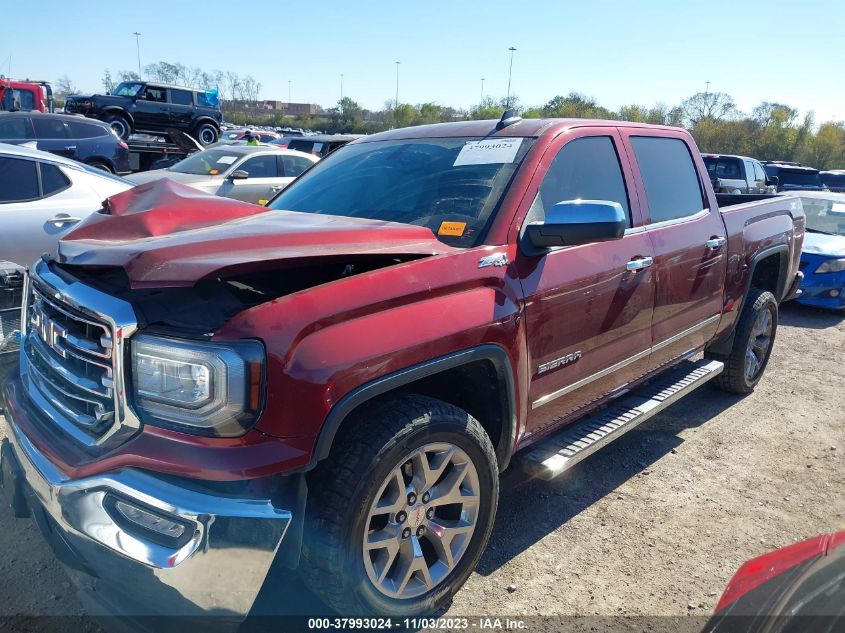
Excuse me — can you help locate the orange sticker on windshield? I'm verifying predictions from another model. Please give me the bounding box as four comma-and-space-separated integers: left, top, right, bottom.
209, 169, 219, 175
438, 221, 467, 237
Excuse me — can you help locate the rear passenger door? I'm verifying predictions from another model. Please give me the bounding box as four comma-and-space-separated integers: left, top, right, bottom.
519, 129, 656, 437
168, 89, 195, 130
620, 131, 727, 370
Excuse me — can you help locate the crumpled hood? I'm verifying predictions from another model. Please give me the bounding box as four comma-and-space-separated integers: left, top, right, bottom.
58, 179, 451, 287
803, 232, 845, 258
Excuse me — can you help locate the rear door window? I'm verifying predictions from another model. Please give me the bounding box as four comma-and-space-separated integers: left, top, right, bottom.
0, 116, 32, 140
630, 136, 705, 223
66, 119, 108, 139
170, 89, 193, 106
279, 154, 313, 177
0, 156, 39, 202
32, 117, 69, 139
539, 135, 631, 226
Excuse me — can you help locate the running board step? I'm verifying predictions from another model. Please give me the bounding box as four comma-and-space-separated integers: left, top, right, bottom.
521, 359, 724, 480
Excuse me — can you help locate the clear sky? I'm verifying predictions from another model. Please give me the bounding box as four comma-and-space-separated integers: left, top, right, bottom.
2, 0, 842, 122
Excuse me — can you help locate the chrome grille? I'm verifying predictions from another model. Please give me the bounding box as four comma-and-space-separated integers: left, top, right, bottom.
21, 261, 140, 448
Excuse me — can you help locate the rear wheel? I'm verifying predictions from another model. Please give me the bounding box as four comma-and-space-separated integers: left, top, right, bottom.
193, 122, 219, 145
104, 113, 131, 140
301, 395, 499, 616
85, 160, 112, 173
707, 288, 778, 393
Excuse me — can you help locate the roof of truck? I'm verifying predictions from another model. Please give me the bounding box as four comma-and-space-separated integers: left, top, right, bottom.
363, 118, 684, 142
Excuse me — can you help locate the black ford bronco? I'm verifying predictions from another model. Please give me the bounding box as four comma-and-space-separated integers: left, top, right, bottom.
64, 81, 222, 145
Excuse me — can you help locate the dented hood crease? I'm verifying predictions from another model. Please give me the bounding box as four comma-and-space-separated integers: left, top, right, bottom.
59, 179, 452, 287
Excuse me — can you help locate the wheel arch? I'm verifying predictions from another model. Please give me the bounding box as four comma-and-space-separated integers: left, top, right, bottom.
192, 116, 220, 131
310, 345, 518, 473
100, 107, 133, 126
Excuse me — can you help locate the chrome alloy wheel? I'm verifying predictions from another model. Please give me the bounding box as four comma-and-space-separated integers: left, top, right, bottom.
745, 308, 773, 380
362, 442, 481, 599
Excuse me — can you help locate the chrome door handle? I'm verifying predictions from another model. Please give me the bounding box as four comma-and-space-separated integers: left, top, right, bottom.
706, 236, 727, 248
64, 145, 76, 151
46, 215, 82, 226
626, 256, 654, 271
270, 185, 284, 191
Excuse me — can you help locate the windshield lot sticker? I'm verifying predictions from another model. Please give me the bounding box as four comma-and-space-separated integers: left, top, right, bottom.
438, 221, 467, 237
453, 138, 523, 166
216, 156, 238, 165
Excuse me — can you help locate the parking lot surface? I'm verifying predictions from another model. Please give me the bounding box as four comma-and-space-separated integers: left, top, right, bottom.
0, 303, 842, 630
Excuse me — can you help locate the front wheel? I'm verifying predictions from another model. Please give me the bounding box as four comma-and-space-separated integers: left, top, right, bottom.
301, 395, 499, 616
103, 113, 131, 140
707, 288, 778, 393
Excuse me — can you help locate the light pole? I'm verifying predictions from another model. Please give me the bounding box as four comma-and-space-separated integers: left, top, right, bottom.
340, 73, 344, 114
288, 80, 292, 104
506, 47, 516, 107
132, 32, 142, 79
480, 78, 485, 105
705, 80, 710, 95
395, 61, 400, 110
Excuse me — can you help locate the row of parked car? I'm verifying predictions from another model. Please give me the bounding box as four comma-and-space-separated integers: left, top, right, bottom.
704, 152, 838, 194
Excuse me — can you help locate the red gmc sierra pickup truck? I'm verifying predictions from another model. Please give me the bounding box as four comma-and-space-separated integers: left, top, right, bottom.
0, 115, 805, 621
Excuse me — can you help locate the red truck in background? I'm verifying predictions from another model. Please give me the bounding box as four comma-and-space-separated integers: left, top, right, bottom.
0, 77, 54, 112
0, 115, 805, 621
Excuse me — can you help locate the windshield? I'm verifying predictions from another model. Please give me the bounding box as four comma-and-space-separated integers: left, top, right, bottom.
169, 148, 242, 175
797, 195, 845, 235
268, 136, 534, 246
113, 82, 143, 97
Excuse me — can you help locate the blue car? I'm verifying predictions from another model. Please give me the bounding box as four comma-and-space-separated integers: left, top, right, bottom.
792, 192, 845, 311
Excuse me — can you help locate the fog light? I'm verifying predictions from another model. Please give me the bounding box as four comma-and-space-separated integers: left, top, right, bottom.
830, 289, 840, 298
113, 499, 187, 539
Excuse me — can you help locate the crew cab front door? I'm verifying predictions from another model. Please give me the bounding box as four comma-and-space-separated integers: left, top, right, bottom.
134, 85, 169, 131
620, 131, 727, 368
518, 130, 656, 440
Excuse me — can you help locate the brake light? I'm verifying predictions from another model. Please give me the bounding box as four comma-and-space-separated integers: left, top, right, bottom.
715, 534, 832, 612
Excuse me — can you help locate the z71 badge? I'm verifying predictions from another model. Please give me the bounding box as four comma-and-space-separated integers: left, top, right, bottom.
538, 351, 582, 375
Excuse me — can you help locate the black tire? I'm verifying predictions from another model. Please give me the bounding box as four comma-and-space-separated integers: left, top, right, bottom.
707, 288, 778, 394
85, 160, 113, 173
193, 122, 219, 145
103, 113, 131, 140
300, 394, 499, 616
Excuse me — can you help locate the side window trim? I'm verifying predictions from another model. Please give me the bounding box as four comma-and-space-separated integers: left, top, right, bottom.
38, 162, 72, 199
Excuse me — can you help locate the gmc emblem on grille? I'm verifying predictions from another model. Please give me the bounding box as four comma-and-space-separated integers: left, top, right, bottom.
31, 305, 68, 358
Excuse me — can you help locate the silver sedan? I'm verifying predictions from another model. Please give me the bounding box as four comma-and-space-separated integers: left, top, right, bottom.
126, 145, 318, 205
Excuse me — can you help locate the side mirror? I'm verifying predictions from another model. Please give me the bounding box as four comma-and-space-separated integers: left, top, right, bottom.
767, 175, 779, 186
524, 200, 627, 250
229, 170, 249, 180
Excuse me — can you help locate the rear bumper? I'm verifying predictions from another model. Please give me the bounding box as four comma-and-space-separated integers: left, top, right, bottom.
1, 375, 292, 620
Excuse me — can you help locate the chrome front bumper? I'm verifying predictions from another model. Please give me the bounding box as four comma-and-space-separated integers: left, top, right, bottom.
0, 382, 292, 618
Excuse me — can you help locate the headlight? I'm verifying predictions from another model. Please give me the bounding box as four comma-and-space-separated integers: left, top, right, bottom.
131, 334, 265, 437
815, 258, 845, 274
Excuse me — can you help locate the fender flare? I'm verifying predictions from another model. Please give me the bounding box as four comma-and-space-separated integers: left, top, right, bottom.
309, 344, 518, 471
99, 107, 133, 126
191, 116, 219, 131
708, 244, 790, 355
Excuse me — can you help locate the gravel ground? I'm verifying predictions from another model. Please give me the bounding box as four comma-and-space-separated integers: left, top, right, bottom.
0, 302, 842, 631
